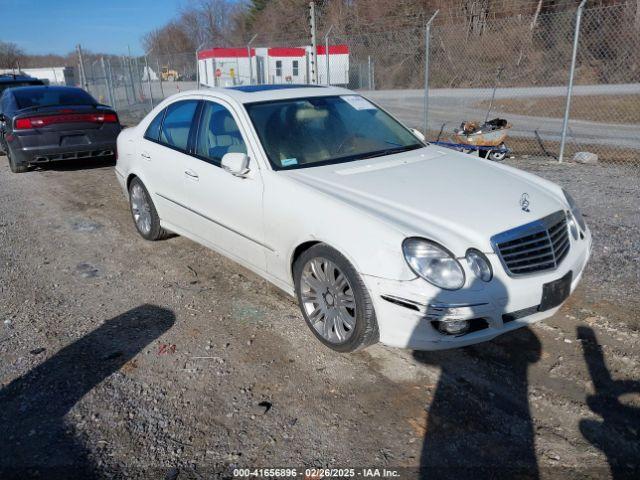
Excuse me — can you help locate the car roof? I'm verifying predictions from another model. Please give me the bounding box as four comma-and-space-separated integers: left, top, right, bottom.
0, 73, 42, 84
172, 85, 354, 104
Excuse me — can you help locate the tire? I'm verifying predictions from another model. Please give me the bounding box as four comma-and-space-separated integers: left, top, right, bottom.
128, 177, 169, 241
6, 146, 27, 173
294, 244, 379, 352
488, 143, 507, 162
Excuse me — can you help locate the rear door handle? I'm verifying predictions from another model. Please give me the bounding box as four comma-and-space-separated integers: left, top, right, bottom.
141, 152, 151, 159
184, 169, 199, 180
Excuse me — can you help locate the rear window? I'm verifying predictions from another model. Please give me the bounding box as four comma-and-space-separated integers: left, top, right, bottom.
13, 88, 97, 109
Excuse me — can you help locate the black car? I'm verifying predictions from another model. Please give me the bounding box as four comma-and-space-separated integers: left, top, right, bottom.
0, 85, 121, 173
0, 73, 45, 95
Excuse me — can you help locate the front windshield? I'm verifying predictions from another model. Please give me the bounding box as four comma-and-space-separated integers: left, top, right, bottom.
245, 95, 423, 169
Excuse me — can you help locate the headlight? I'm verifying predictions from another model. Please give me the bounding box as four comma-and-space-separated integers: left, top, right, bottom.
465, 249, 493, 282
563, 189, 586, 231
402, 238, 465, 290
567, 212, 579, 240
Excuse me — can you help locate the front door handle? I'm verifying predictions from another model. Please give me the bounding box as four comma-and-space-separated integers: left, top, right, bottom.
140, 152, 151, 159
184, 169, 199, 180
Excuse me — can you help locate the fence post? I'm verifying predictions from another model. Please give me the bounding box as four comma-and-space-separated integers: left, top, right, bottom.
76, 44, 88, 90
135, 56, 144, 101
157, 59, 164, 98
424, 10, 439, 136
106, 59, 116, 109
367, 56, 372, 90
559, 0, 587, 163
145, 55, 154, 109
196, 42, 206, 89
100, 57, 112, 106
120, 56, 131, 105
324, 25, 334, 85
127, 56, 136, 105
247, 34, 258, 86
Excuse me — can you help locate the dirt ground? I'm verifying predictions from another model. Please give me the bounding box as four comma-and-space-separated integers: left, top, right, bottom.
0, 154, 638, 479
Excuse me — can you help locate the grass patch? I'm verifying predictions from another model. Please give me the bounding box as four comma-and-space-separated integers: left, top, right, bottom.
476, 94, 640, 124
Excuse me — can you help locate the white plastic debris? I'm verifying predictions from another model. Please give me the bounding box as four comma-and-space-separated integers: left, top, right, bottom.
573, 151, 598, 164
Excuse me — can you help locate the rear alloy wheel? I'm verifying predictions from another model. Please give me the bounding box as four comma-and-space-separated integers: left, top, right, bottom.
294, 244, 379, 352
128, 178, 168, 241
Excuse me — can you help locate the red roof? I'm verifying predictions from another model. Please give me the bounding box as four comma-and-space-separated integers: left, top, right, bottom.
198, 48, 255, 60
267, 47, 306, 57
317, 45, 349, 55
198, 45, 349, 60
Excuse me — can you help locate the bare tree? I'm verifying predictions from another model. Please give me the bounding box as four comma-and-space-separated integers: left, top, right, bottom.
0, 41, 25, 69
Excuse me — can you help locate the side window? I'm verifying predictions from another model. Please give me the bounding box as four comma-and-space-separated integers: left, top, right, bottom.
195, 101, 247, 164
275, 60, 282, 77
144, 108, 164, 141
159, 100, 199, 151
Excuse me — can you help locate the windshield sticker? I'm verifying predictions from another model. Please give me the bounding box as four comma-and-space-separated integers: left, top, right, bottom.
341, 95, 377, 111
281, 158, 298, 167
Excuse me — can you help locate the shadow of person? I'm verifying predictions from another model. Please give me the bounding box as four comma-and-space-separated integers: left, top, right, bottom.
411, 275, 542, 479
577, 326, 640, 479
0, 304, 175, 479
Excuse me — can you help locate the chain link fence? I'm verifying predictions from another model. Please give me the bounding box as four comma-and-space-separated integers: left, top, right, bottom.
80, 2, 639, 166
331, 2, 639, 166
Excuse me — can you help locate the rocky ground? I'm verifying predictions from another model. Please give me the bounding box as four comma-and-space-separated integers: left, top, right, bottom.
0, 152, 638, 480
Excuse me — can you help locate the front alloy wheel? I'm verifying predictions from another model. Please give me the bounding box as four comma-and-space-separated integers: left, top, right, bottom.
294, 244, 379, 352
301, 258, 357, 344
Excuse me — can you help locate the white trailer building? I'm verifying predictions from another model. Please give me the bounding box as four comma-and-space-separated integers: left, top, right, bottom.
197, 45, 349, 88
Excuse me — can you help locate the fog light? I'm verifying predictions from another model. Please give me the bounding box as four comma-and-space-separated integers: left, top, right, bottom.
438, 319, 470, 335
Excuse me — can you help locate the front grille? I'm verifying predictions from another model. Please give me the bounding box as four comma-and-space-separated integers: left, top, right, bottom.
492, 210, 570, 276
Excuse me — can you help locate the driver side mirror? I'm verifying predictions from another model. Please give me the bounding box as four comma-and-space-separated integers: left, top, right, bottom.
0, 113, 6, 123
410, 128, 426, 143
221, 152, 250, 178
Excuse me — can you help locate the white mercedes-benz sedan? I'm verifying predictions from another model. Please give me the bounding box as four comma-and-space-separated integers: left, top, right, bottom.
115, 85, 591, 352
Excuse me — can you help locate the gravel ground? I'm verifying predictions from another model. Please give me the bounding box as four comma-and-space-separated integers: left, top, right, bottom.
0, 151, 638, 480
505, 157, 640, 329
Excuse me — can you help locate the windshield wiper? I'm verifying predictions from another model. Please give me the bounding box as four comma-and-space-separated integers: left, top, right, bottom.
355, 143, 422, 161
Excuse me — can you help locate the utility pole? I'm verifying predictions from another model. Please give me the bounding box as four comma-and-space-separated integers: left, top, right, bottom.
309, 1, 318, 84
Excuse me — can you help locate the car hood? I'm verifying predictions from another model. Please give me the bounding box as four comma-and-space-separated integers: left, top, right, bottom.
281, 145, 566, 255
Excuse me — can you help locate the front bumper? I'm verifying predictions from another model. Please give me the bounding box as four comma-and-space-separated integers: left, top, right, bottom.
365, 228, 592, 350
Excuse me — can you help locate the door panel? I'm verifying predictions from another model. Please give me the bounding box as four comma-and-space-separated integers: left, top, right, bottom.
137, 100, 199, 226
177, 100, 266, 270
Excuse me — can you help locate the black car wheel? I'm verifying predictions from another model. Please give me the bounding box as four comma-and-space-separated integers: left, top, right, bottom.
6, 146, 27, 174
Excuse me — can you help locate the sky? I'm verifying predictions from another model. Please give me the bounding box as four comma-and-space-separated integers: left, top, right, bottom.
1, 0, 184, 56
